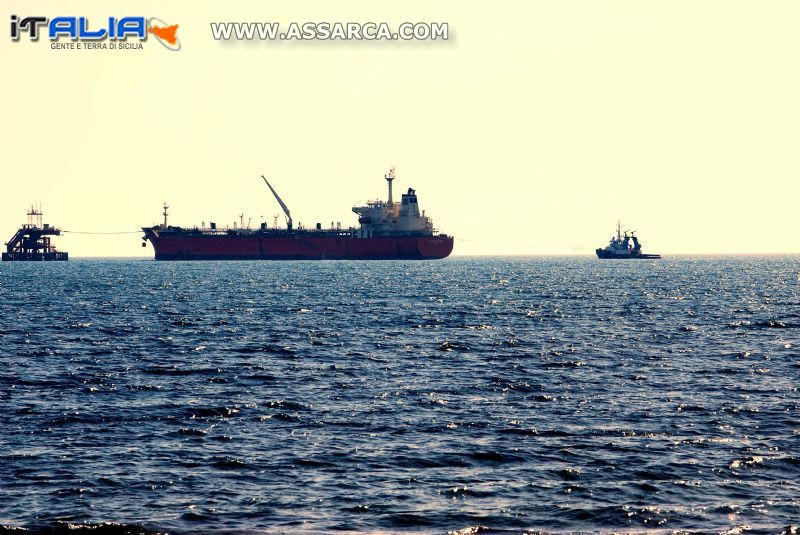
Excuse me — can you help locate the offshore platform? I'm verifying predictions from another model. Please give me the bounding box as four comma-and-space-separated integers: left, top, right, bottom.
2, 206, 68, 261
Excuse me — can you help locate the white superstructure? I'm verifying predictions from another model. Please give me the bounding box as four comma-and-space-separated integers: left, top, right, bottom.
351, 167, 436, 238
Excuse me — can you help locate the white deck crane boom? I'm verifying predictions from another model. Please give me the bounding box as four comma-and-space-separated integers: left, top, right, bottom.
261, 175, 292, 230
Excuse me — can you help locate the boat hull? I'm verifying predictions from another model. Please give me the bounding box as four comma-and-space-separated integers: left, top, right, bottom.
143, 228, 453, 260
596, 248, 661, 259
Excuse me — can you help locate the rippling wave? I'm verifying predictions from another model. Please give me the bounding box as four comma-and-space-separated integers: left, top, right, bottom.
1, 257, 799, 533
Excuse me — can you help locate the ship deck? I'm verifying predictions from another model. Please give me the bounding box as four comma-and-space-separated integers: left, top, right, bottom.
147, 226, 450, 239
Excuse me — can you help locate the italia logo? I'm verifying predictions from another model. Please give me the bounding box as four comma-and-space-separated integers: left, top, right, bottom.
10, 15, 180, 50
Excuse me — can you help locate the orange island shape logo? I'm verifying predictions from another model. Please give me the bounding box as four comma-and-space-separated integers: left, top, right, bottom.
148, 23, 178, 45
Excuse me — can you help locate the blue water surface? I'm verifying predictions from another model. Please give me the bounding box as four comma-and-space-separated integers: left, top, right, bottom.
1, 257, 798, 533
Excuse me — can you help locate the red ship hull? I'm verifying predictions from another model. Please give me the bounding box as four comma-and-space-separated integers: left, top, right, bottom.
143, 228, 453, 260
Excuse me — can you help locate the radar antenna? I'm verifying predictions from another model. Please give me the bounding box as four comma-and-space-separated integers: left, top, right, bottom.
261, 176, 292, 230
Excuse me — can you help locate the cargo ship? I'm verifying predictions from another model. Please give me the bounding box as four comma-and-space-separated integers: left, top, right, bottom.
596, 221, 661, 259
142, 168, 454, 260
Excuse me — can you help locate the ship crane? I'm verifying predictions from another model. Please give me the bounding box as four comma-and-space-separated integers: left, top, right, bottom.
261, 175, 292, 230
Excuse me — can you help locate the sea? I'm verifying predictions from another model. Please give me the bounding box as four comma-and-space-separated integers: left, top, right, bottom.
1, 257, 798, 534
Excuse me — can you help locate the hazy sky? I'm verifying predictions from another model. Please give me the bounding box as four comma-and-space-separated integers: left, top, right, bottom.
2, 1, 800, 256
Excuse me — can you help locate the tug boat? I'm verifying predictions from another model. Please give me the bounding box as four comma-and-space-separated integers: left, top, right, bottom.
596, 221, 661, 259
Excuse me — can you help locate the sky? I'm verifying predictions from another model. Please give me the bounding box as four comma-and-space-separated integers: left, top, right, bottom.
2, 1, 800, 256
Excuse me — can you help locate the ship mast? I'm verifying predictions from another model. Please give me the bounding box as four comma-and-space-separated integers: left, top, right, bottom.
385, 166, 395, 205
617, 220, 621, 241
261, 176, 292, 230
163, 203, 169, 228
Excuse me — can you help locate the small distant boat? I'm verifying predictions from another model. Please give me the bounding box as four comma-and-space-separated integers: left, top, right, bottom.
596, 221, 660, 259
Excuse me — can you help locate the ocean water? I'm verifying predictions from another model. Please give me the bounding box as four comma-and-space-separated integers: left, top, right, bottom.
1, 257, 798, 534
